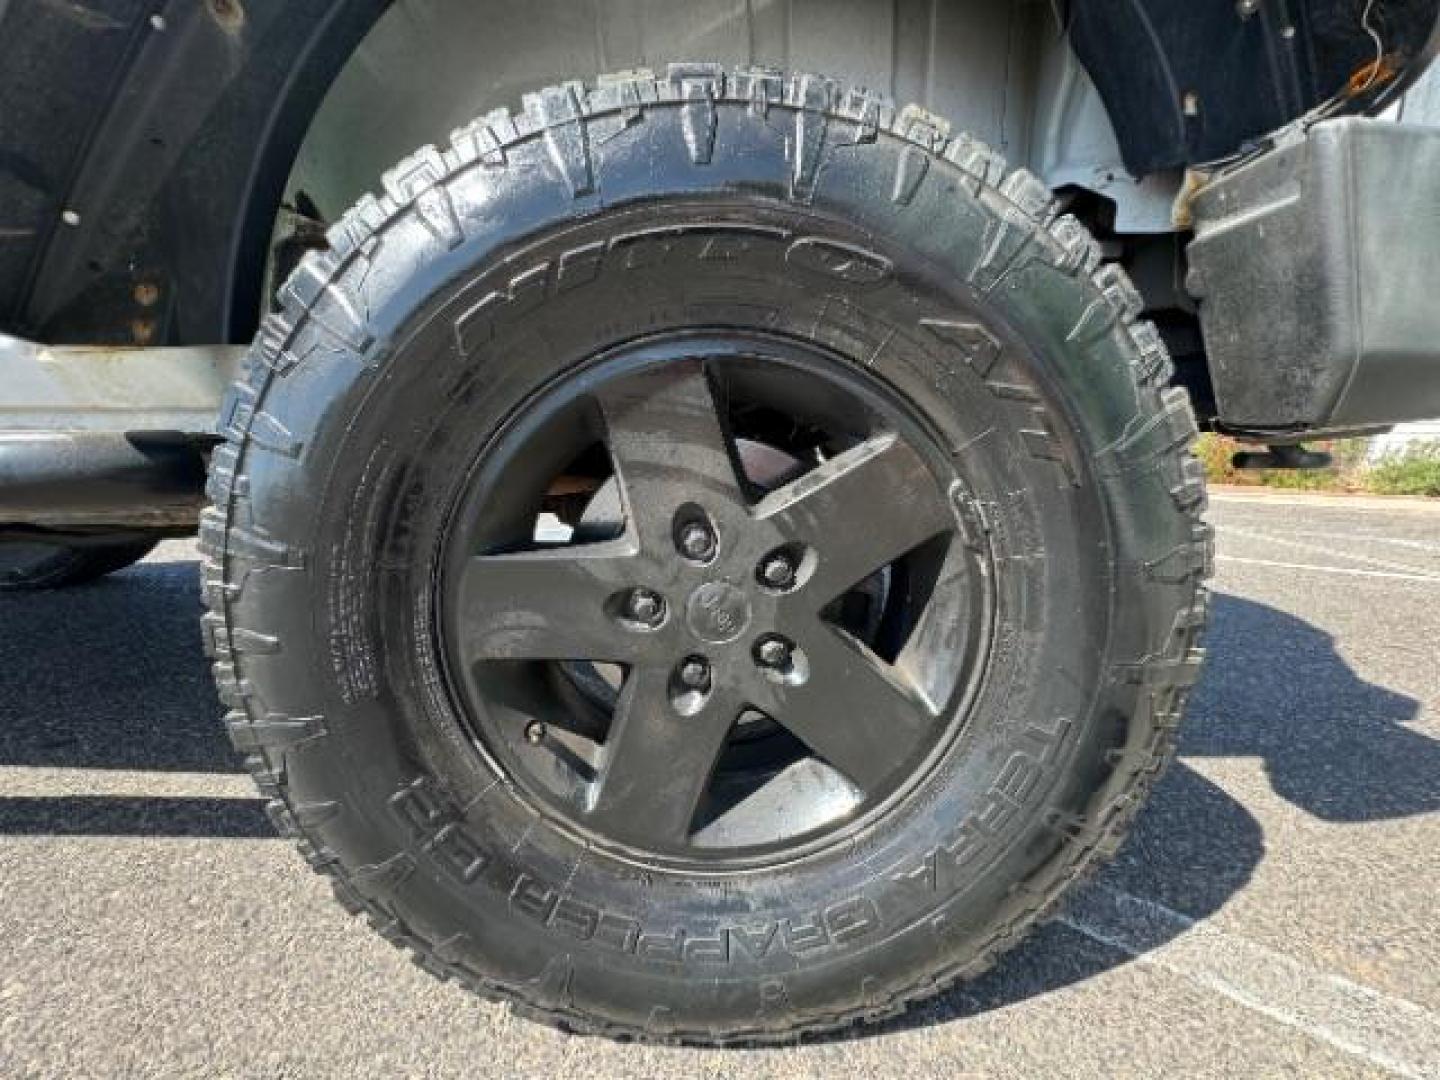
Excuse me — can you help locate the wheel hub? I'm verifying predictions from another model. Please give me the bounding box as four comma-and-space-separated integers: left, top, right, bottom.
684, 580, 751, 645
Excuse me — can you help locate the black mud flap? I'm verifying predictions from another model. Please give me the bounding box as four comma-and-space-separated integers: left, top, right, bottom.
1187, 117, 1440, 434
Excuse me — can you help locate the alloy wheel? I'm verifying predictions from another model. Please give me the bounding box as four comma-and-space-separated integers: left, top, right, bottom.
440, 335, 994, 869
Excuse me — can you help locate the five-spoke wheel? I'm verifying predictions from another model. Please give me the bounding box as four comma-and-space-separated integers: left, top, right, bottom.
444, 344, 990, 864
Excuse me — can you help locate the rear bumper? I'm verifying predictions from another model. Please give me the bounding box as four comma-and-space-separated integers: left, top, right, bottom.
1187, 118, 1440, 435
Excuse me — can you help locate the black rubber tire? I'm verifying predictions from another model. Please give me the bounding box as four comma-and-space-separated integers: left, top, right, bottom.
202, 67, 1211, 1044
0, 538, 159, 591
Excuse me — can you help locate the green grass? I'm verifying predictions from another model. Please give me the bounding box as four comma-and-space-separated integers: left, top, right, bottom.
1368, 441, 1440, 497
1196, 434, 1439, 497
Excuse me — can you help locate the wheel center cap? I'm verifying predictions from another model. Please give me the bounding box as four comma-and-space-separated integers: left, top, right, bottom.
685, 581, 751, 644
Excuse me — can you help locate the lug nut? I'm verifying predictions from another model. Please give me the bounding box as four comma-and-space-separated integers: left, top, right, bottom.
626, 588, 665, 626
759, 552, 797, 590
677, 656, 711, 691
524, 721, 547, 745
678, 521, 716, 562
755, 635, 793, 670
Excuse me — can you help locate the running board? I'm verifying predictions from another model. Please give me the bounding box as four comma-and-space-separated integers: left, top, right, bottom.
0, 332, 243, 435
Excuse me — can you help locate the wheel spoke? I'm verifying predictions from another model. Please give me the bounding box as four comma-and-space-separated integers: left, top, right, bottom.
755, 433, 954, 606
757, 622, 936, 792
596, 360, 747, 549
456, 540, 657, 663
585, 669, 738, 845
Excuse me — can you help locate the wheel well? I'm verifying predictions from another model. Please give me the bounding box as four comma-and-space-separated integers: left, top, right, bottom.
271, 0, 1176, 310
5, 0, 387, 348
10, 1, 1438, 353
6, 1, 1182, 350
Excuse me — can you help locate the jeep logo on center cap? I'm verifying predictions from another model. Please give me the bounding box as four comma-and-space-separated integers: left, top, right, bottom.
685, 581, 751, 644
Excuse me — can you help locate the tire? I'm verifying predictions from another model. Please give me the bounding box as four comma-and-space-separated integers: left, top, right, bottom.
0, 537, 159, 591
202, 67, 1211, 1044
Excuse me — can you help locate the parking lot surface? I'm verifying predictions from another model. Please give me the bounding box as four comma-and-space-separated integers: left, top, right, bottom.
1, 489, 1437, 1078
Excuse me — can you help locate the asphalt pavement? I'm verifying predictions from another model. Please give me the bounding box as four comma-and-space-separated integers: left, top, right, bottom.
0, 488, 1437, 1078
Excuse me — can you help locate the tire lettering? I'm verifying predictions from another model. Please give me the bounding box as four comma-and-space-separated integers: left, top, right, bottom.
786, 236, 892, 286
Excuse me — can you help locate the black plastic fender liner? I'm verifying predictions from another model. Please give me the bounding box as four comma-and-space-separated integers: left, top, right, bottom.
1064, 0, 1440, 175
1187, 117, 1440, 432
0, 431, 207, 529
0, 0, 387, 347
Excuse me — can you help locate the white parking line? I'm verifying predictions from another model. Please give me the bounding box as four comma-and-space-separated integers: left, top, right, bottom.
1063, 885, 1440, 1079
1217, 526, 1440, 579
1233, 527, 1440, 555
1217, 555, 1440, 582
1210, 490, 1440, 514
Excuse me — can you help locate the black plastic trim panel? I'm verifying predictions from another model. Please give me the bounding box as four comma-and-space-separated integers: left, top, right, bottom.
1188, 118, 1440, 431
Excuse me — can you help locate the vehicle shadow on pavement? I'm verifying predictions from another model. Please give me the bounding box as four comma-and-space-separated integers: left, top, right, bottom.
870, 590, 1434, 1036
1180, 592, 1437, 823
0, 564, 1434, 1032
0, 558, 269, 838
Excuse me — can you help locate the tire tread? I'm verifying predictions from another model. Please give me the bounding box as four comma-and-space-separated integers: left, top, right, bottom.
200, 66, 1211, 1047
